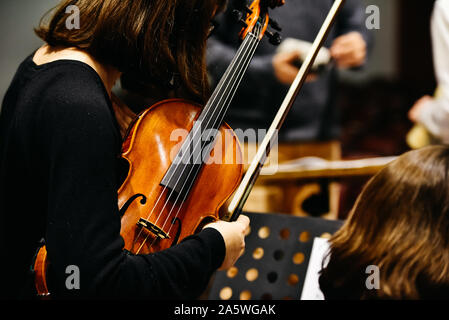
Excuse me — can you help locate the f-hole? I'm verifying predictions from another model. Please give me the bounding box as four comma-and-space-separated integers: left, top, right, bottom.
119, 194, 147, 217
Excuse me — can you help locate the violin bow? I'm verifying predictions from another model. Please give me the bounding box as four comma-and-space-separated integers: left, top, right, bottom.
225, 0, 346, 222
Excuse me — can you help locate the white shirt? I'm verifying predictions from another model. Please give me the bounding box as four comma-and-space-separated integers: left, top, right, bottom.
417, 0, 449, 142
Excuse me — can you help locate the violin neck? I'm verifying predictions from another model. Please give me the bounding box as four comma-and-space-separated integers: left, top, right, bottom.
159, 25, 263, 196
201, 25, 263, 122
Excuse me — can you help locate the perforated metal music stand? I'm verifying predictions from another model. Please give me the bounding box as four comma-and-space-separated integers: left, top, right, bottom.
208, 212, 343, 300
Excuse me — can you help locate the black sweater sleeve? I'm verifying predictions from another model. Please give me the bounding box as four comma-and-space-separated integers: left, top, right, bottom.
32, 63, 225, 299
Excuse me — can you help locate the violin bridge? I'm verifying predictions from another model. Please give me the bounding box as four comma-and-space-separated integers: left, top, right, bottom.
137, 218, 170, 240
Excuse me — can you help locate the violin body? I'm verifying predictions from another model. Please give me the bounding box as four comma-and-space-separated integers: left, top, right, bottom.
118, 99, 243, 254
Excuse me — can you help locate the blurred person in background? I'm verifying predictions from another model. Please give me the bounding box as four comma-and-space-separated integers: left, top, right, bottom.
408, 0, 449, 147
206, 0, 372, 217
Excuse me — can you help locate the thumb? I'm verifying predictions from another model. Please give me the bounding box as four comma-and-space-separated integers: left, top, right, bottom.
235, 215, 250, 233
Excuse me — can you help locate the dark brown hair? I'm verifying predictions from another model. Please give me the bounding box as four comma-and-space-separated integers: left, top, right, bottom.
35, 0, 227, 103
320, 145, 449, 299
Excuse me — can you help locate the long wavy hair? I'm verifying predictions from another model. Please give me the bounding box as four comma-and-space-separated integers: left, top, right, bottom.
35, 0, 227, 103
320, 145, 449, 299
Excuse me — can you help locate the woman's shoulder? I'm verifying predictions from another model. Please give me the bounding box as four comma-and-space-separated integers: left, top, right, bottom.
17, 58, 112, 117
32, 61, 107, 100
3, 54, 109, 119
7, 54, 118, 137
19, 47, 107, 102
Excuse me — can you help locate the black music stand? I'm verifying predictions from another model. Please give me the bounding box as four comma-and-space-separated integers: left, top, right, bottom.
208, 212, 343, 300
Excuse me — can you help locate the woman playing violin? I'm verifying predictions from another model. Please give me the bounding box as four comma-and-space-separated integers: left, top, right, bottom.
0, 0, 249, 299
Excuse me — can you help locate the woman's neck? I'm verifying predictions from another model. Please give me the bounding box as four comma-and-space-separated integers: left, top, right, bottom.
33, 45, 121, 95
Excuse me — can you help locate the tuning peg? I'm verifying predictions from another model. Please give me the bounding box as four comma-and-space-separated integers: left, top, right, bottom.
232, 9, 248, 28
243, 6, 253, 15
268, 18, 282, 31
265, 30, 281, 45
232, 9, 244, 21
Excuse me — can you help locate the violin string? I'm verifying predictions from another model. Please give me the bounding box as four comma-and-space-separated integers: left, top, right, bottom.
139, 27, 261, 253
134, 28, 259, 254
138, 32, 252, 227
135, 33, 258, 254
143, 29, 260, 249
159, 28, 262, 240
160, 23, 263, 239
148, 33, 255, 226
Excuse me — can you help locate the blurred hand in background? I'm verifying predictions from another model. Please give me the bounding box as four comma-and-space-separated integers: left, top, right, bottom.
330, 31, 367, 68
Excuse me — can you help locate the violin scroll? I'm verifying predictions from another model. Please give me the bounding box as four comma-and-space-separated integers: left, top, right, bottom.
234, 0, 285, 42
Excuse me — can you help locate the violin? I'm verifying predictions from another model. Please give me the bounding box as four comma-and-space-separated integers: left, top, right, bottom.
118, 0, 285, 255
33, 0, 285, 296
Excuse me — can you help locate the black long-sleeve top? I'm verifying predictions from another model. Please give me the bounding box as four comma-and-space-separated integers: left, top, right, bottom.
0, 54, 225, 299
